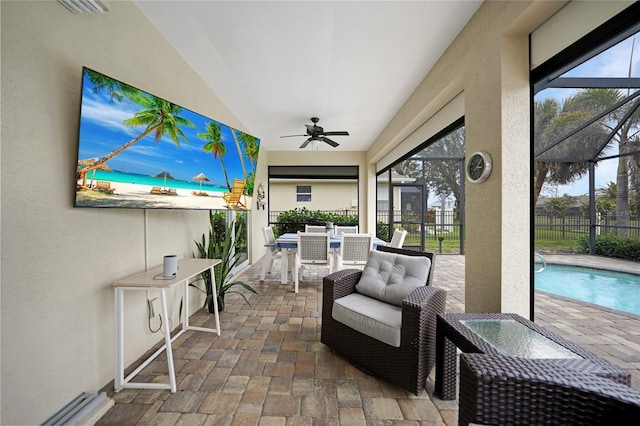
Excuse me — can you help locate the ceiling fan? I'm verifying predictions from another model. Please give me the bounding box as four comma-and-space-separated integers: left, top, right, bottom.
280, 117, 349, 149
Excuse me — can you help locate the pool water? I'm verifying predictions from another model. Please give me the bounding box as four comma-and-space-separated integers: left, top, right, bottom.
535, 264, 640, 316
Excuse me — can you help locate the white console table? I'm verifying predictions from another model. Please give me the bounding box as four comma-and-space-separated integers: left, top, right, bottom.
114, 258, 221, 393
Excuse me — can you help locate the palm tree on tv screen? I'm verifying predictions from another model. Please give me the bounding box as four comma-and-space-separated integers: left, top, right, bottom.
237, 131, 260, 177
199, 121, 232, 191
82, 83, 195, 174
86, 68, 136, 102
231, 130, 248, 183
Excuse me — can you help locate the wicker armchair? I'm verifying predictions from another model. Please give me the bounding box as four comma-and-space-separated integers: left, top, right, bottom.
321, 246, 447, 395
459, 353, 640, 425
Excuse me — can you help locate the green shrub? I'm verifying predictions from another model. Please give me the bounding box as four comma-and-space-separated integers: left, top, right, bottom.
577, 235, 640, 261
274, 208, 358, 236
376, 221, 390, 241
401, 211, 419, 233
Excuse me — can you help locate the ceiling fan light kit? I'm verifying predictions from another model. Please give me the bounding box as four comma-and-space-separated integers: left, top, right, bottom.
280, 117, 349, 149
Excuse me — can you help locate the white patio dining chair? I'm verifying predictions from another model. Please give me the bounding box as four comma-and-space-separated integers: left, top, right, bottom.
337, 233, 373, 269
334, 225, 359, 235
260, 226, 282, 281
389, 229, 408, 248
305, 224, 327, 233
294, 231, 332, 293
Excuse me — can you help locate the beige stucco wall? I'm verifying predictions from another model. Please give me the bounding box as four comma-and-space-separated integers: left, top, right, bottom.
266, 151, 368, 231
366, 0, 581, 315
1, 0, 631, 423
269, 180, 358, 213
0, 1, 254, 423
367, 0, 513, 313
530, 0, 634, 68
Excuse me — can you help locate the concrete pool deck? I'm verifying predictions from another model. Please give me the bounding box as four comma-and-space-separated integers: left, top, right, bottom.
534, 254, 640, 391
540, 253, 640, 276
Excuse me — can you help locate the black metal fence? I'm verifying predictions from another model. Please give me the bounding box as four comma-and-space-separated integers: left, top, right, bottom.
268, 209, 463, 253
376, 210, 462, 253
267, 209, 638, 252
535, 212, 640, 240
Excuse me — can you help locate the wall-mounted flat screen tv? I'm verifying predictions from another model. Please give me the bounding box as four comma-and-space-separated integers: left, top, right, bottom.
75, 67, 260, 210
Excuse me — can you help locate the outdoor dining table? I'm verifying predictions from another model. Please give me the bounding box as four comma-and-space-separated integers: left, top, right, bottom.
273, 232, 387, 284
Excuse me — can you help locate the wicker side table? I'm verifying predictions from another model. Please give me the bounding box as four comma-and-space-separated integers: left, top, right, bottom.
434, 313, 631, 400
459, 353, 640, 425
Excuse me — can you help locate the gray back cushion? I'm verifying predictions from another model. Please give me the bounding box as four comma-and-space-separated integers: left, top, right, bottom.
355, 250, 431, 306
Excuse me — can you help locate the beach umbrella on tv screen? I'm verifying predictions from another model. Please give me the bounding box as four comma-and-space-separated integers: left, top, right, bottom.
156, 171, 174, 188
192, 172, 210, 192
78, 158, 112, 188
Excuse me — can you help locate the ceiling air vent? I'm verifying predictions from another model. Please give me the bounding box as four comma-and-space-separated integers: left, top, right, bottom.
58, 0, 106, 14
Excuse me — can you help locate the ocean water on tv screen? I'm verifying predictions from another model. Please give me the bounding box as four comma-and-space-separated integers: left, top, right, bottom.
86, 170, 227, 193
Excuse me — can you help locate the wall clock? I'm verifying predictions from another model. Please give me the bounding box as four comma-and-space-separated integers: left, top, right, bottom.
466, 151, 492, 183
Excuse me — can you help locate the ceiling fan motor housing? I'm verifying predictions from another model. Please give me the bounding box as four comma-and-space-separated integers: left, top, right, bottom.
281, 117, 349, 149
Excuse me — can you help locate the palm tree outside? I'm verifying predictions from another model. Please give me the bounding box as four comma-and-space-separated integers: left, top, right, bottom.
596, 181, 618, 214
564, 88, 640, 237
533, 97, 605, 207
534, 32, 640, 239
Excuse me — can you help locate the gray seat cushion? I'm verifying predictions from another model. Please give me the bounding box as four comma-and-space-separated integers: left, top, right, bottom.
332, 293, 402, 347
355, 250, 431, 306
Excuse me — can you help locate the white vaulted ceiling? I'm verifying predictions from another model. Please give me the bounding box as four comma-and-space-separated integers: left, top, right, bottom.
134, 1, 482, 151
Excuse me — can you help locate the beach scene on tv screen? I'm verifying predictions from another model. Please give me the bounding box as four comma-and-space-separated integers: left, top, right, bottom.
75, 68, 259, 210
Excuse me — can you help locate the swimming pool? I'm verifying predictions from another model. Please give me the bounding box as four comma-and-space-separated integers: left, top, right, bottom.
535, 264, 640, 316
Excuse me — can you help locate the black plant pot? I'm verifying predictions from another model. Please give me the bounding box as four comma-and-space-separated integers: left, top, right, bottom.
208, 295, 224, 313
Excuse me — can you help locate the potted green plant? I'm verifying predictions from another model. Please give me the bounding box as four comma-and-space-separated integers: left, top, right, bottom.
192, 210, 257, 312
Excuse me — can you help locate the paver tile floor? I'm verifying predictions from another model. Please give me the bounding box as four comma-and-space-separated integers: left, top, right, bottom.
96, 254, 639, 425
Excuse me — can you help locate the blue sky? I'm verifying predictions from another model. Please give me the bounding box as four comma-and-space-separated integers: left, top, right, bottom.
535, 32, 639, 197
77, 70, 259, 188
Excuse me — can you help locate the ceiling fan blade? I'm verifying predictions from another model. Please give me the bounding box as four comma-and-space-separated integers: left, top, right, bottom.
280, 134, 306, 138
288, 118, 349, 148
299, 138, 313, 149
320, 137, 339, 147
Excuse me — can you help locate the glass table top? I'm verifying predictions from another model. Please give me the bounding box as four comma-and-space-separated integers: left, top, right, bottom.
460, 319, 582, 359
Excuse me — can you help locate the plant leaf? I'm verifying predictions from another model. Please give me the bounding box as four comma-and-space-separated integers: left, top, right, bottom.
191, 212, 258, 310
